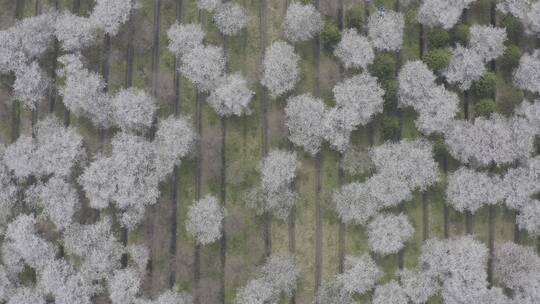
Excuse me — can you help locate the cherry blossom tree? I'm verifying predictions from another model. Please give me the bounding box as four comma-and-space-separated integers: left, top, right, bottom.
261, 41, 300, 98
333, 28, 374, 70
502, 159, 540, 211
6, 288, 45, 304
25, 177, 79, 230
207, 73, 254, 117
108, 268, 142, 304
497, 0, 531, 20
446, 167, 504, 213
259, 150, 298, 219
418, 0, 476, 29
13, 61, 50, 109
181, 45, 226, 92
213, 2, 248, 36
332, 73, 383, 123
198, 0, 221, 13
469, 25, 507, 62
399, 269, 440, 304
368, 213, 414, 256
54, 13, 100, 51
333, 182, 381, 225
235, 278, 275, 304
235, 254, 298, 304
513, 50, 540, 94
368, 10, 405, 51
398, 61, 437, 108
12, 13, 55, 60
4, 214, 57, 273
370, 139, 440, 192
336, 255, 382, 295
285, 94, 326, 155
444, 114, 536, 167
372, 281, 408, 304
167, 23, 205, 58
443, 44, 487, 91
315, 279, 352, 304
516, 199, 540, 236
90, 0, 134, 36
111, 88, 156, 133
494, 242, 540, 303
3, 116, 85, 180
186, 195, 225, 245
57, 54, 114, 128
63, 216, 124, 281
283, 3, 323, 43
153, 115, 196, 176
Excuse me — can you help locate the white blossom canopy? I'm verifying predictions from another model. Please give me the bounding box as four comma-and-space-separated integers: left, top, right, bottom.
213, 2, 248, 36
186, 195, 225, 245
283, 3, 322, 43
284, 94, 326, 156
333, 28, 374, 70
368, 213, 414, 256
167, 23, 205, 58
513, 50, 540, 95
261, 41, 300, 98
368, 10, 405, 51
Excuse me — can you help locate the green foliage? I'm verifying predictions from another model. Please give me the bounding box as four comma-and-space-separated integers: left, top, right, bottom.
502, 45, 522, 69
423, 48, 451, 71
473, 72, 497, 98
474, 99, 498, 118
321, 20, 341, 51
380, 115, 401, 141
345, 5, 363, 30
383, 79, 398, 108
499, 87, 525, 116
428, 27, 450, 49
501, 15, 523, 44
450, 24, 469, 46
370, 53, 396, 81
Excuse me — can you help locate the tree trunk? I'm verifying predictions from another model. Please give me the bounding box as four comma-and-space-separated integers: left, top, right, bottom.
422, 191, 429, 241
465, 211, 474, 234
168, 0, 182, 290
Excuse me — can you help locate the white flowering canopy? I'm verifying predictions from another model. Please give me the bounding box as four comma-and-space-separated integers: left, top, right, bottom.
332, 73, 385, 127
111, 88, 157, 133
368, 213, 414, 256
213, 2, 248, 36
167, 23, 205, 58
497, 0, 531, 20
180, 45, 226, 92
398, 61, 459, 134
443, 44, 487, 91
517, 199, 540, 237
444, 114, 536, 167
418, 0, 476, 29
446, 167, 504, 213
336, 255, 382, 295
261, 41, 300, 98
186, 195, 225, 245
235, 254, 298, 304
469, 25, 507, 62
399, 269, 440, 304
513, 50, 540, 95
324, 73, 384, 152
372, 281, 408, 304
208, 73, 254, 117
284, 94, 326, 156
55, 12, 100, 51
283, 3, 323, 43
368, 10, 405, 51
260, 150, 298, 219
334, 28, 374, 70
493, 242, 540, 302
90, 0, 134, 36
57, 54, 114, 128
4, 116, 85, 180
333, 182, 381, 225
502, 156, 540, 210
198, 0, 221, 13
370, 139, 440, 192
13, 61, 50, 109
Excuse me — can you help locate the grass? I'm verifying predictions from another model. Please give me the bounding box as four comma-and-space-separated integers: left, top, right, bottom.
0, 0, 535, 303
